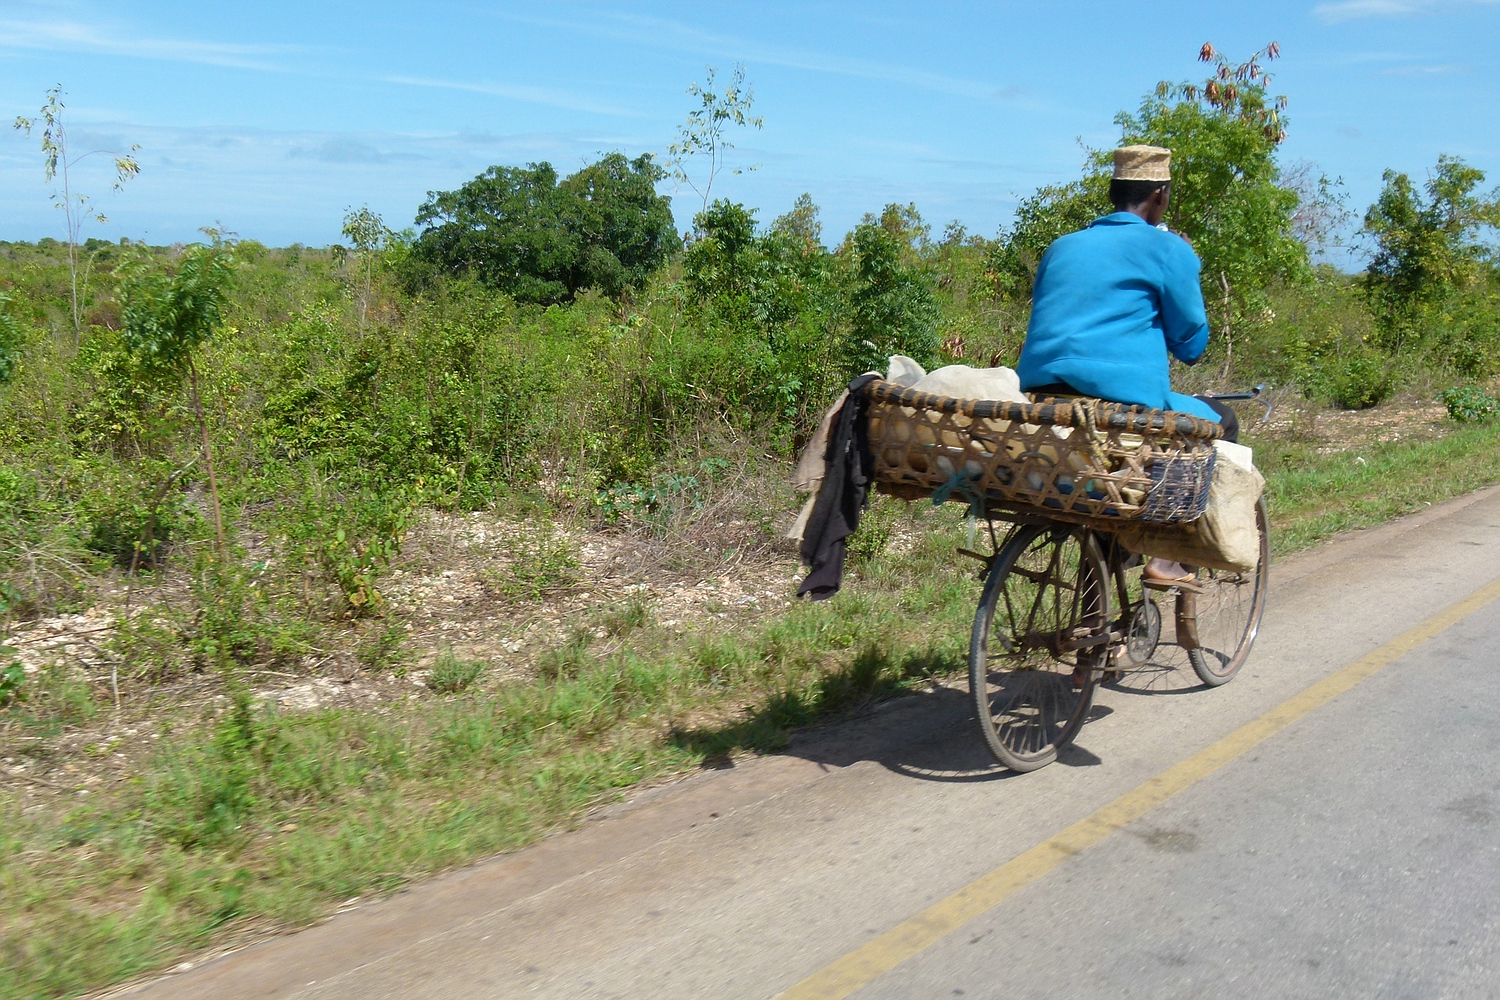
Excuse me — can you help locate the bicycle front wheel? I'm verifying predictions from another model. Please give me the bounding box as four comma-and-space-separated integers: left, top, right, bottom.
1187, 499, 1270, 686
970, 524, 1111, 772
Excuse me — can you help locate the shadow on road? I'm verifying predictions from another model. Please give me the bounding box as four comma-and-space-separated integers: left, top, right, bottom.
668, 642, 1136, 783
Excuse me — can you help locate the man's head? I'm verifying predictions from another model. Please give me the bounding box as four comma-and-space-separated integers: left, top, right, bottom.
1110, 145, 1172, 225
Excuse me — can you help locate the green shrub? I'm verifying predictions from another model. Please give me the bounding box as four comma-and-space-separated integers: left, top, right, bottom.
427, 647, 486, 694
144, 694, 261, 849
1331, 352, 1393, 410
78, 462, 187, 569
1441, 386, 1499, 423
0, 654, 25, 707
846, 494, 898, 565
598, 594, 651, 638
282, 484, 415, 611
501, 528, 580, 600
0, 291, 26, 383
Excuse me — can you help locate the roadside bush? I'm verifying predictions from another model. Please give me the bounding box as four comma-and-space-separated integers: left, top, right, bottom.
500, 528, 580, 601
1441, 386, 1499, 423
843, 218, 939, 377
0, 654, 25, 707
144, 695, 261, 849
1330, 351, 1393, 410
427, 647, 487, 694
846, 493, 899, 565
280, 482, 416, 611
78, 461, 188, 569
0, 291, 26, 383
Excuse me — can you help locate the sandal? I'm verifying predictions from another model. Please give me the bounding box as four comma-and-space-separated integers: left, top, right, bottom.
1143, 562, 1197, 585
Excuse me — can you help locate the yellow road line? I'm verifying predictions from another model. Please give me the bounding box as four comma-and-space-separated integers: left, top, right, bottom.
778, 575, 1500, 1000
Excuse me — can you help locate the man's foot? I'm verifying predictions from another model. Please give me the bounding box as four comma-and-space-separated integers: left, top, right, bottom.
1144, 558, 1196, 584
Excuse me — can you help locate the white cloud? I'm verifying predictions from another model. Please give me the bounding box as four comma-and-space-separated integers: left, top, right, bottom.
0, 16, 297, 71
1314, 0, 1499, 22
494, 8, 1019, 104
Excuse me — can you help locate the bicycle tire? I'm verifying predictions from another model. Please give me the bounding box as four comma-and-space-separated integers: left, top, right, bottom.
1186, 498, 1270, 686
969, 524, 1110, 772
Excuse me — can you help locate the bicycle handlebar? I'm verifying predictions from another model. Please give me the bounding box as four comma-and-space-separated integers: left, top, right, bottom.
1201, 383, 1267, 402
1200, 384, 1274, 424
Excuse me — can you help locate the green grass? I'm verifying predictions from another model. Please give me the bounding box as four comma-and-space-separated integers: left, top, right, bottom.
7, 417, 1500, 999
1256, 418, 1500, 553
0, 498, 977, 1000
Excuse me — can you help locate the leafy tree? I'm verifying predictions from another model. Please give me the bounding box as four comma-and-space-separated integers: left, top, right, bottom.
1362, 155, 1500, 347
772, 193, 823, 250
1115, 43, 1307, 366
683, 200, 760, 304
408, 153, 675, 304
118, 236, 235, 557
684, 199, 833, 331
842, 215, 939, 376
562, 153, 679, 294
667, 64, 764, 215
13, 86, 140, 338
992, 43, 1318, 371
988, 176, 1108, 296
341, 205, 393, 331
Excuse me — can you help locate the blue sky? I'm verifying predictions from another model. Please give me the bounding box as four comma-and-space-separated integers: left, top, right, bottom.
1, 0, 1495, 261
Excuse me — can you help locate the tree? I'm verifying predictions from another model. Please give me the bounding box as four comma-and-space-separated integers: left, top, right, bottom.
772, 193, 823, 250
992, 43, 1312, 373
1115, 43, 1308, 370
682, 200, 760, 303
561, 153, 680, 294
1362, 155, 1500, 346
408, 153, 675, 304
13, 86, 140, 338
341, 205, 394, 331
118, 236, 235, 558
989, 176, 1108, 295
667, 64, 764, 216
683, 199, 827, 333
1282, 160, 1353, 254
842, 216, 939, 376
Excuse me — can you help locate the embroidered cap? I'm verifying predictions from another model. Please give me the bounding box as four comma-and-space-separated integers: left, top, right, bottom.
1113, 145, 1172, 182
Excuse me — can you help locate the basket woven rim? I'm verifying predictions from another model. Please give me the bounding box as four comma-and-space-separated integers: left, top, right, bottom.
861, 378, 1224, 441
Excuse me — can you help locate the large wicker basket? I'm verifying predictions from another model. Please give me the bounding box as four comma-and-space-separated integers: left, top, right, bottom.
863, 379, 1223, 527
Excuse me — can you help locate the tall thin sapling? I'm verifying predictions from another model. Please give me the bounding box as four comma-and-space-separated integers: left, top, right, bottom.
667, 64, 764, 216
341, 205, 393, 331
118, 237, 236, 559
13, 85, 140, 338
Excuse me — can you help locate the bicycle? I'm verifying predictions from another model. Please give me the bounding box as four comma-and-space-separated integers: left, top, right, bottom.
966, 387, 1271, 772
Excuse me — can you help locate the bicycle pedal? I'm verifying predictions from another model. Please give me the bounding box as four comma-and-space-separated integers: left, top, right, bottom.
1141, 577, 1203, 595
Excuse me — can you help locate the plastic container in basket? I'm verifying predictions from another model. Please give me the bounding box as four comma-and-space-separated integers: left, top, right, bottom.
861, 379, 1222, 526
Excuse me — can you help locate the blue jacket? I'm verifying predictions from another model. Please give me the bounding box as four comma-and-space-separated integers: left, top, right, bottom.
1016, 212, 1218, 423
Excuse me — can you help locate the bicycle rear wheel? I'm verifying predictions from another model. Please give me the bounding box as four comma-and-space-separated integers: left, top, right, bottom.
970, 524, 1110, 772
1186, 499, 1270, 686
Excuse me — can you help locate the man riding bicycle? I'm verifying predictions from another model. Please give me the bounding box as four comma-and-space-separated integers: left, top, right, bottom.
1016, 144, 1236, 584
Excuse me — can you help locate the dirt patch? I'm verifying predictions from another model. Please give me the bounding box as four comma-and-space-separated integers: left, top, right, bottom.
1, 497, 806, 794
385, 509, 803, 672
1254, 391, 1451, 454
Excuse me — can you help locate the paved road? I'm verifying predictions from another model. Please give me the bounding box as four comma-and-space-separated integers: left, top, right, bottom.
116, 486, 1500, 1000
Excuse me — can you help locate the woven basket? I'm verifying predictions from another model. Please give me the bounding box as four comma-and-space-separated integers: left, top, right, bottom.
863, 379, 1223, 526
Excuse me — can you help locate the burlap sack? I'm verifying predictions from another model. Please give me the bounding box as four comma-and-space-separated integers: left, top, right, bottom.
1115, 446, 1264, 573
